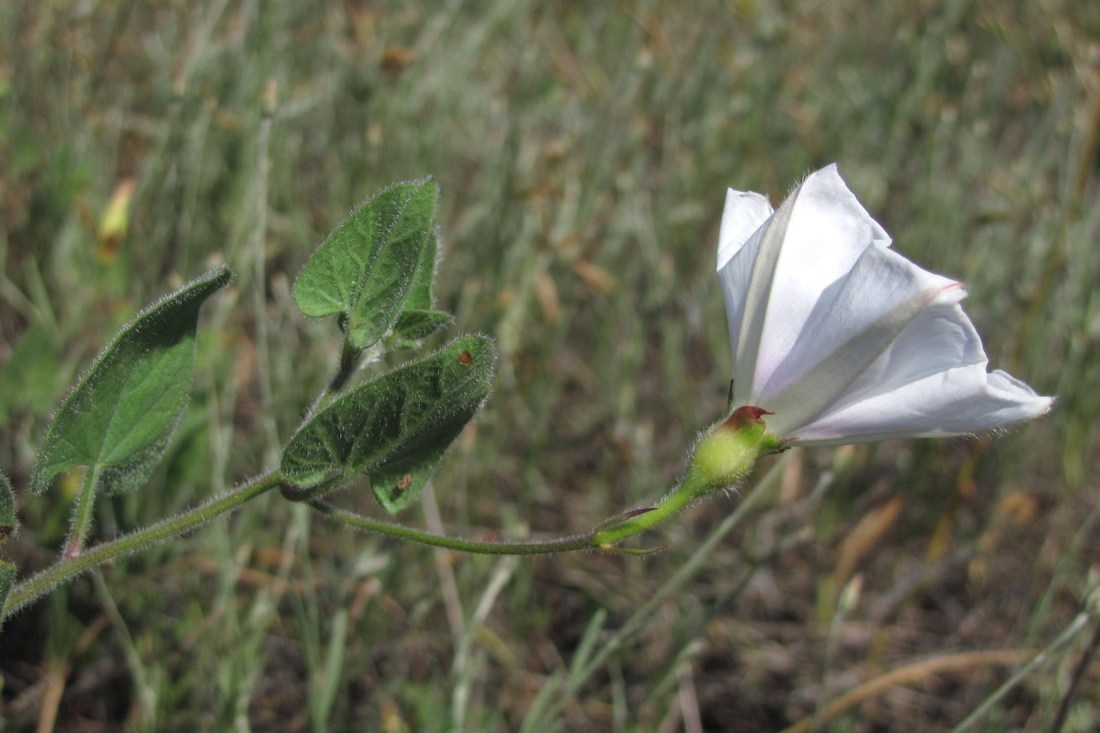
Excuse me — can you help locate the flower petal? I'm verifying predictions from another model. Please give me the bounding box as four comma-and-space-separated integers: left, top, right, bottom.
717, 189, 774, 395
716, 164, 1051, 445
759, 243, 962, 437
785, 302, 1053, 444
748, 166, 891, 399
730, 186, 799, 406
716, 189, 774, 271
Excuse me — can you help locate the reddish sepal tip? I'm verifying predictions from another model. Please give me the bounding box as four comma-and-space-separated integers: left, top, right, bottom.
724, 405, 773, 429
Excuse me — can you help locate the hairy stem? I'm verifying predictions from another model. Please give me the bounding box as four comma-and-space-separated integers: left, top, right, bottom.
2, 469, 282, 620
312, 413, 772, 556
592, 415, 769, 547
327, 338, 361, 394
310, 499, 599, 555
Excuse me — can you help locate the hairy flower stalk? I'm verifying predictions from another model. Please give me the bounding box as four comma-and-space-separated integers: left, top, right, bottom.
593, 406, 782, 548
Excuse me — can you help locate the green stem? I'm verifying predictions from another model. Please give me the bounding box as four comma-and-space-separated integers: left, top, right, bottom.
311, 500, 599, 555
62, 466, 101, 559
327, 337, 361, 394
2, 469, 282, 621
593, 412, 772, 547
312, 411, 774, 556
590, 471, 706, 548
519, 456, 789, 733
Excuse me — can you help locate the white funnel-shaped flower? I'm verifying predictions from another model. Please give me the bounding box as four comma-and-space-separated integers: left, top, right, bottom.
717, 164, 1052, 446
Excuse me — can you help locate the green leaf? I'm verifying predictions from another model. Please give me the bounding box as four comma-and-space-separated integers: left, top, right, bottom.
281, 335, 495, 512
0, 473, 13, 629
392, 309, 453, 342
31, 266, 233, 495
0, 560, 15, 628
0, 471, 14, 545
403, 193, 439, 312
391, 185, 443, 343
293, 179, 439, 350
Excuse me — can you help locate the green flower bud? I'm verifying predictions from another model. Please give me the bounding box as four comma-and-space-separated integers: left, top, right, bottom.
688, 406, 782, 495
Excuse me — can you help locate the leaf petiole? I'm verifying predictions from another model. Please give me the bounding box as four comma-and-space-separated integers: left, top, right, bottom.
327, 336, 362, 394
61, 466, 101, 559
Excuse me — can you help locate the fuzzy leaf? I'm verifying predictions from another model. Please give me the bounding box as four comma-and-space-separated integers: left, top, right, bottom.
0, 561, 14, 626
293, 179, 438, 349
31, 266, 233, 495
392, 187, 447, 346
281, 335, 495, 512
393, 309, 453, 342
0, 472, 14, 544
403, 192, 439, 312
0, 473, 13, 625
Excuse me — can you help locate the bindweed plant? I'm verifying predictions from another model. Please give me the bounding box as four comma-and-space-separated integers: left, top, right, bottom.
0, 167, 1054, 637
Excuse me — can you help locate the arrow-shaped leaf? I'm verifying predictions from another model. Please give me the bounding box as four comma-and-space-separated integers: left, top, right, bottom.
31, 266, 233, 495
293, 179, 439, 350
281, 335, 495, 512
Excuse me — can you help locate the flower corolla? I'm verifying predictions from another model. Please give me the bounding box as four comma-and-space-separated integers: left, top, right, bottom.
717, 164, 1051, 446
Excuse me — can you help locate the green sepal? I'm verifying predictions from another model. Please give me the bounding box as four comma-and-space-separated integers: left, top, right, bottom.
280, 335, 495, 513
689, 406, 782, 495
31, 266, 233, 495
293, 179, 439, 350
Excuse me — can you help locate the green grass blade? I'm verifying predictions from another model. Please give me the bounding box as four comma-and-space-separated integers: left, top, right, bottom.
311, 609, 348, 732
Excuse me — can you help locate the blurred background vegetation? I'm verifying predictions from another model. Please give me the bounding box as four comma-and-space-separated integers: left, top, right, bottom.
1, 1, 1098, 731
